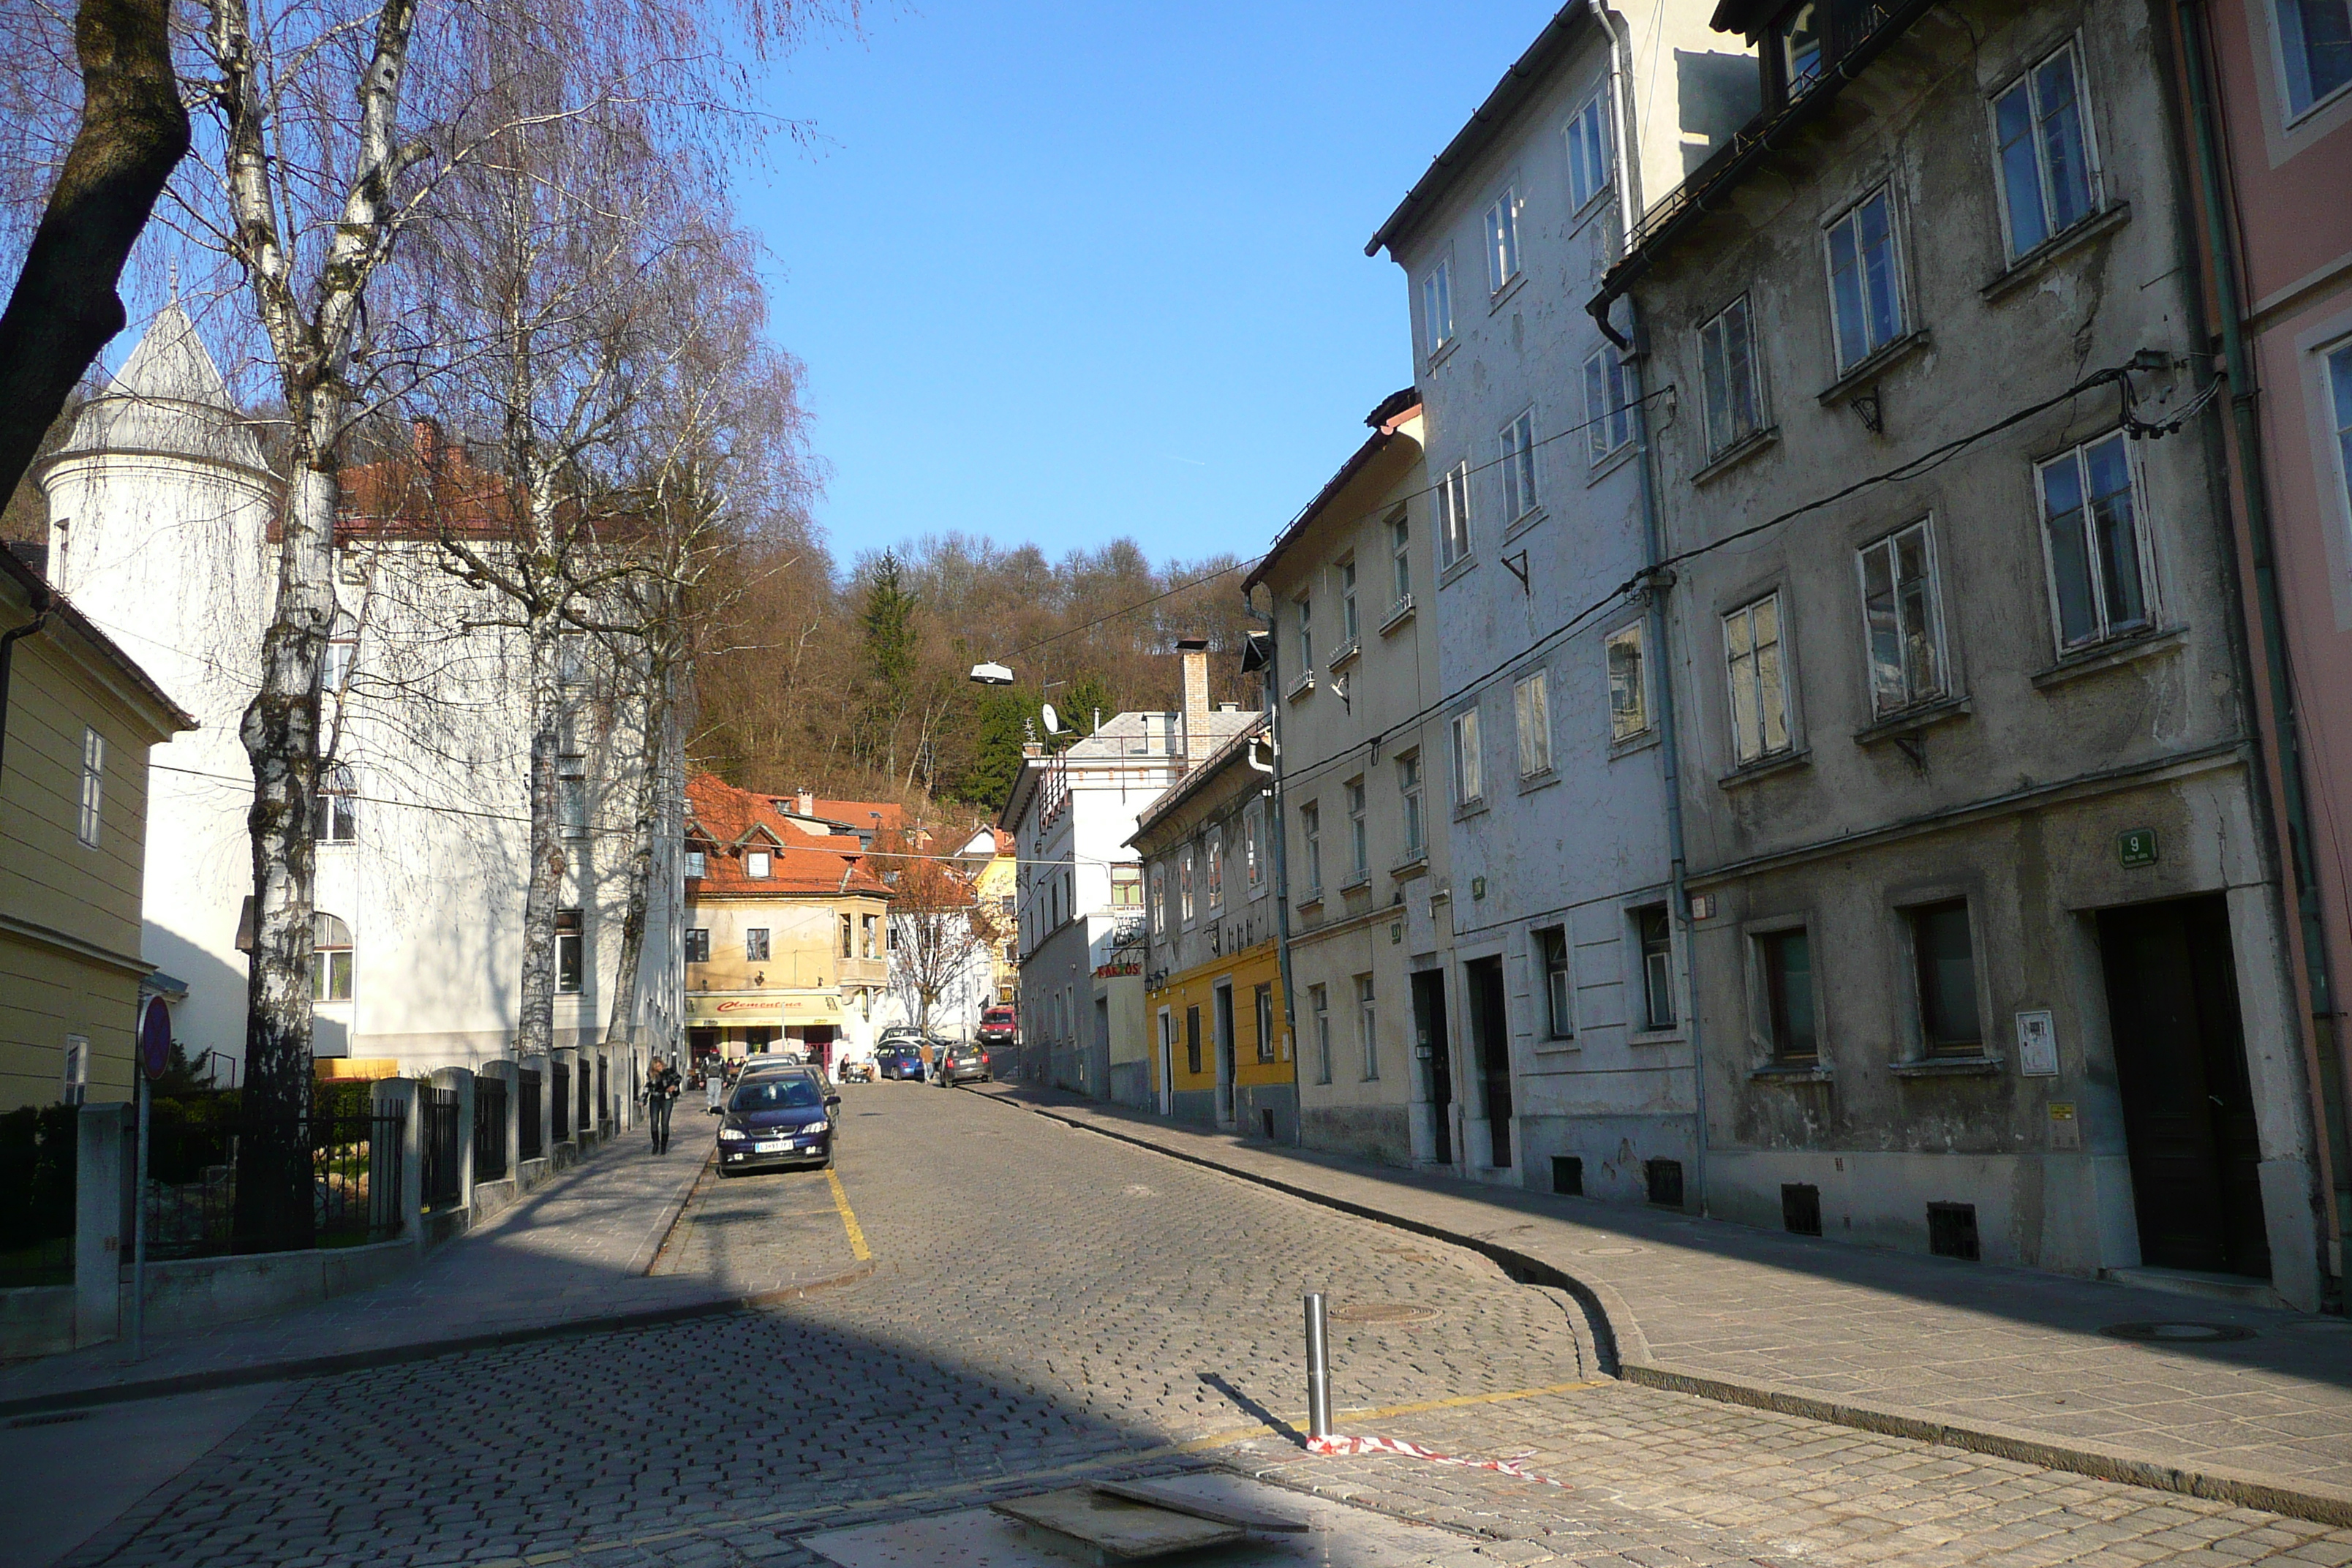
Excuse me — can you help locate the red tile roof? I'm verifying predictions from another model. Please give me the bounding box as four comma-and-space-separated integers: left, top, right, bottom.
684, 774, 892, 898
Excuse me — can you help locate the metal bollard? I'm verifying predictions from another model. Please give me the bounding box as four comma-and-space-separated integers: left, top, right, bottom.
1303, 1292, 1331, 1442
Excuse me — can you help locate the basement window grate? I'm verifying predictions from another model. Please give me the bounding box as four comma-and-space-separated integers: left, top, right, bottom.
1646, 1158, 1684, 1209
1553, 1156, 1583, 1196
1782, 1183, 1823, 1236
1928, 1201, 1980, 1261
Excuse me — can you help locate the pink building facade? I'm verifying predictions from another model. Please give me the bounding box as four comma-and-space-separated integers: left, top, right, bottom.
2179, 0, 2352, 1287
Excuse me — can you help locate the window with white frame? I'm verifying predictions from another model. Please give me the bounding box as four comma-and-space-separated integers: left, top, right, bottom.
1825, 186, 1904, 372
1499, 407, 1538, 521
2324, 340, 2352, 524
1112, 864, 1142, 908
1994, 40, 2097, 259
1421, 259, 1454, 358
1356, 973, 1379, 1079
1390, 512, 1412, 603
2037, 432, 2152, 650
1485, 188, 1520, 293
312, 912, 354, 1002
1856, 519, 1949, 715
559, 909, 586, 992
1565, 90, 1613, 211
1179, 846, 1195, 922
1514, 669, 1552, 777
1398, 750, 1425, 859
685, 927, 710, 964
1345, 778, 1368, 879
685, 846, 706, 879
313, 762, 358, 843
1311, 984, 1333, 1085
1606, 622, 1651, 742
1699, 295, 1763, 457
76, 727, 103, 847
1583, 348, 1633, 462
1244, 802, 1263, 892
61, 1035, 88, 1106
1300, 802, 1322, 893
2279, 1, 2352, 119
1635, 904, 1676, 1030
1538, 926, 1572, 1039
558, 755, 588, 838
745, 848, 771, 879
1294, 592, 1313, 672
1205, 831, 1224, 909
323, 624, 358, 697
1450, 707, 1482, 804
1338, 558, 1359, 647
1723, 594, 1793, 765
745, 924, 770, 964
1439, 461, 1471, 568
1150, 863, 1166, 935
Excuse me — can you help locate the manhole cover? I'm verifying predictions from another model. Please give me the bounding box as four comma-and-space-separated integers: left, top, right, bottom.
1329, 1301, 1437, 1324
1581, 1245, 1647, 1256
2098, 1321, 2256, 1343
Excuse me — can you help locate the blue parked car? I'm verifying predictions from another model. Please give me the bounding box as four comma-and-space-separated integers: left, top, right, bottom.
875, 1044, 926, 1081
715, 1071, 840, 1174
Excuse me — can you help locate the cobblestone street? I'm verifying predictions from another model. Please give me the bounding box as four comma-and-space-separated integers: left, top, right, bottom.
39, 1085, 2352, 1568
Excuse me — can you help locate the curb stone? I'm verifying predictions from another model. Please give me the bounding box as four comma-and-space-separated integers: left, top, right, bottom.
968, 1085, 2352, 1529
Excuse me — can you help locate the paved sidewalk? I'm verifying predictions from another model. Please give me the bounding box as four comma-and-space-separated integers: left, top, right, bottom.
0, 1130, 723, 1413
970, 1082, 2352, 1523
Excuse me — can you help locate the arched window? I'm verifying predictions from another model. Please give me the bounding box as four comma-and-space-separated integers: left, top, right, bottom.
313, 764, 357, 843
313, 912, 354, 1001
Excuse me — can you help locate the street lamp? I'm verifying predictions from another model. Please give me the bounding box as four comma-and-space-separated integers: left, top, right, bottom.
968, 661, 1014, 685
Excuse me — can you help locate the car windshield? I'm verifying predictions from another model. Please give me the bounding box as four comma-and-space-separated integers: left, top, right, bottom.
730, 1077, 823, 1112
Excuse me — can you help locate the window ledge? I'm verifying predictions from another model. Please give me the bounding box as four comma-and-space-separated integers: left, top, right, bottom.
1751, 1063, 1831, 1084
1532, 1036, 1579, 1055
1817, 329, 1933, 408
1285, 670, 1317, 702
1981, 203, 2133, 304
1517, 768, 1560, 796
1425, 339, 1460, 374
1439, 553, 1478, 589
1717, 747, 1812, 791
1379, 595, 1417, 636
1452, 798, 1489, 822
1340, 872, 1371, 893
1691, 426, 1779, 488
1296, 889, 1324, 913
1502, 507, 1548, 545
1586, 440, 1639, 486
1489, 273, 1529, 313
1852, 694, 1972, 747
1628, 1028, 1684, 1047
2030, 625, 2187, 690
1609, 728, 1662, 761
1391, 850, 1430, 879
1891, 1055, 2005, 1079
1330, 638, 1361, 672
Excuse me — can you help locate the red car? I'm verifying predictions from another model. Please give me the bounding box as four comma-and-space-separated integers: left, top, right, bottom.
977, 1006, 1018, 1047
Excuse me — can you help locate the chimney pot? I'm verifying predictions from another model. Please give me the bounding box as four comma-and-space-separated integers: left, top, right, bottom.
1177, 638, 1211, 767
796, 788, 814, 815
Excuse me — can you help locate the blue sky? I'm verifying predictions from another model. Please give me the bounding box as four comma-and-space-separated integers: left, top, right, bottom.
736, 2, 1562, 573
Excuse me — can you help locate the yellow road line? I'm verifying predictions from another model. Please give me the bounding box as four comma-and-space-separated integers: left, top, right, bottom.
473, 1376, 1612, 1565
826, 1166, 872, 1262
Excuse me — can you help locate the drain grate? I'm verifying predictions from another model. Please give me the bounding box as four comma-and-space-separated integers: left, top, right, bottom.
6, 1409, 92, 1428
1328, 1301, 1436, 1324
2098, 1321, 2256, 1343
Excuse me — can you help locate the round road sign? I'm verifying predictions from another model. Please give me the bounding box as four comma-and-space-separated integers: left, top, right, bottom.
139, 997, 172, 1079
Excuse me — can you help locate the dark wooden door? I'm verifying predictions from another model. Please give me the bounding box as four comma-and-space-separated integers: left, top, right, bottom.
1466, 957, 1513, 1167
2098, 894, 2271, 1278
1412, 968, 1453, 1164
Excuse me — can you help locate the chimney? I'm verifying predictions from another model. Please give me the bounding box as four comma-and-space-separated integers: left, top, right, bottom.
796, 788, 814, 815
1176, 637, 1211, 766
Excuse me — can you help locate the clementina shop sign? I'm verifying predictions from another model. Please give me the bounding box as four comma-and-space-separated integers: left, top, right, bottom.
685, 993, 844, 1025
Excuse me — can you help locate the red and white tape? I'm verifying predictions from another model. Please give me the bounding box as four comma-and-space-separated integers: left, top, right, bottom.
1305, 1433, 1569, 1488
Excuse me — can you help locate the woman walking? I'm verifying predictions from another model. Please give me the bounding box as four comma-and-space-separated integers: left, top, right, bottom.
645, 1055, 682, 1154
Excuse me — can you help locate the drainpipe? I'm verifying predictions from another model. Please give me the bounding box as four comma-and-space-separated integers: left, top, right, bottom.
0, 582, 54, 790
2176, 0, 2348, 1304
1254, 598, 1303, 1136
1594, 0, 1709, 1215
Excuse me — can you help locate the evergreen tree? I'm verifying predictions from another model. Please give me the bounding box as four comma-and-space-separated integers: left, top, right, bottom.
859, 551, 919, 776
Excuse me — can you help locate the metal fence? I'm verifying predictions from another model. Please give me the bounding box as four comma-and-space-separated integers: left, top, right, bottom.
474, 1076, 509, 1182
142, 1095, 404, 1258
597, 1055, 609, 1129
420, 1086, 461, 1211
577, 1062, 591, 1137
552, 1062, 570, 1143
518, 1069, 543, 1162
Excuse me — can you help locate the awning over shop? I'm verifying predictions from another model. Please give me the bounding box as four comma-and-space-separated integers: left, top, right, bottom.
685, 992, 845, 1028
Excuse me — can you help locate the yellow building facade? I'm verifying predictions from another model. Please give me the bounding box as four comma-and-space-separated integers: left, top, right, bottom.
1, 550, 194, 1111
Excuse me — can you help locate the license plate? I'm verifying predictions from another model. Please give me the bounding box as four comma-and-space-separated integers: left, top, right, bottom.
753, 1140, 788, 1153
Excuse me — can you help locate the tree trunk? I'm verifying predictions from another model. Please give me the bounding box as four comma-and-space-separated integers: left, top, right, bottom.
516, 611, 565, 1056
603, 654, 669, 1052
234, 403, 337, 1251
0, 0, 189, 500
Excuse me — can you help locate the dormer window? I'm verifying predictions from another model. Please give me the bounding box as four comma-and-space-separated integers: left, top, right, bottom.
685, 847, 706, 878
1782, 3, 1824, 95
747, 850, 772, 879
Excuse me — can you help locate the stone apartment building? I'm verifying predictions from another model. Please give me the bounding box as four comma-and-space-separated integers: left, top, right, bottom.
1, 546, 194, 1110
1362, 3, 1757, 1196
1000, 644, 1256, 1101
2166, 0, 2352, 1292
1598, 0, 2328, 1305
1248, 393, 1455, 1166
1132, 712, 1295, 1139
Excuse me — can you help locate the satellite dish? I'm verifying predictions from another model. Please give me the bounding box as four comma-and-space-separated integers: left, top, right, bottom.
1040, 703, 1063, 734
